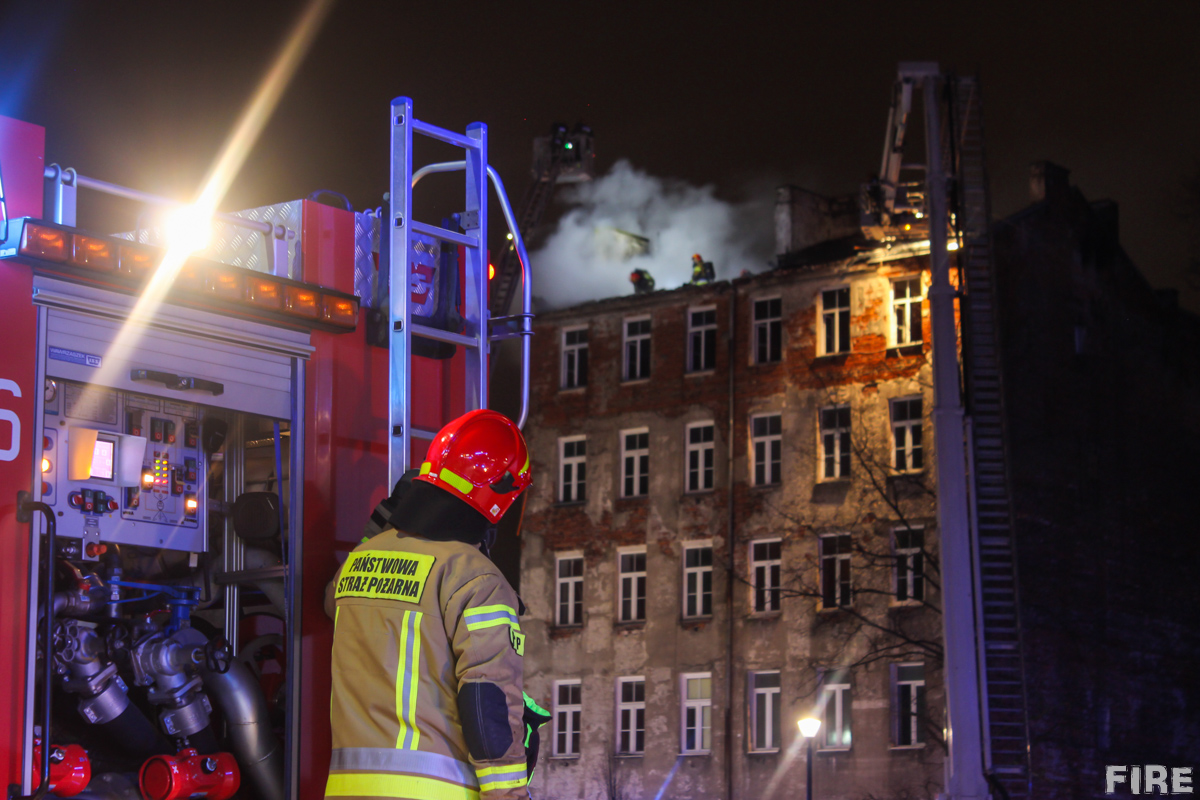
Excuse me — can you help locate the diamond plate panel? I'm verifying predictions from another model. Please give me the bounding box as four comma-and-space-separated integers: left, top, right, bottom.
113, 200, 304, 279
354, 210, 381, 307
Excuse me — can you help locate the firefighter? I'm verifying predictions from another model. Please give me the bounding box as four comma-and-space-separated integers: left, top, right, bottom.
690, 253, 715, 285
629, 268, 655, 294
325, 409, 545, 800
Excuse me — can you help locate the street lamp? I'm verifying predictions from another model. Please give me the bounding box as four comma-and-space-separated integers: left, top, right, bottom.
798, 717, 821, 800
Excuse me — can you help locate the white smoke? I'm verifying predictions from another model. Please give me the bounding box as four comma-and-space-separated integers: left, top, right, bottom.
530, 160, 773, 309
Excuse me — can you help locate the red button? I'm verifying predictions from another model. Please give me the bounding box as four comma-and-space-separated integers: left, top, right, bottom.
85, 542, 108, 558
42, 436, 52, 450
41, 481, 50, 494
68, 493, 83, 508
107, 499, 119, 512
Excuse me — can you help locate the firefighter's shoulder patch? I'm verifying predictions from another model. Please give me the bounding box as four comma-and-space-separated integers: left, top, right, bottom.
335, 550, 436, 604
509, 627, 525, 657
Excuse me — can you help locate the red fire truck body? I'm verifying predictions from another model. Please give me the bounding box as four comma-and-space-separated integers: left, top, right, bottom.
0, 110, 502, 800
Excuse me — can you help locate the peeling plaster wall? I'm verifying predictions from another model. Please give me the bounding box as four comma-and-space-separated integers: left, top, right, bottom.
522, 259, 946, 800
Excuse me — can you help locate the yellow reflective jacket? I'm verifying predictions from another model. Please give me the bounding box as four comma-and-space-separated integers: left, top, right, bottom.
324, 530, 528, 800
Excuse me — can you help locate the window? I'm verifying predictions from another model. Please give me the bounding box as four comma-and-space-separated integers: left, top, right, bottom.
616, 678, 646, 755
683, 543, 713, 618
751, 539, 782, 614
556, 552, 584, 626
562, 327, 589, 389
894, 528, 925, 603
621, 428, 650, 498
623, 317, 652, 381
818, 671, 852, 750
891, 397, 923, 472
819, 405, 851, 480
820, 534, 852, 609
618, 546, 647, 623
559, 436, 587, 503
751, 414, 782, 486
821, 287, 850, 355
753, 298, 782, 364
686, 422, 715, 492
688, 307, 717, 372
749, 671, 781, 752
681, 673, 712, 754
893, 663, 926, 746
892, 278, 922, 346
553, 680, 582, 757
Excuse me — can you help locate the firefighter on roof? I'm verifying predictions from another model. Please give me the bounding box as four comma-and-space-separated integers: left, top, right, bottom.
690, 253, 715, 285
325, 409, 548, 800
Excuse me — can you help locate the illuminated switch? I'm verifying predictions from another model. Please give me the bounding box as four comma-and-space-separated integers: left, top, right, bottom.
171, 467, 184, 496
82, 489, 94, 513
164, 421, 176, 445
184, 457, 197, 483
150, 418, 164, 443
106, 498, 119, 512
184, 422, 199, 449
68, 492, 83, 509
184, 493, 198, 519
125, 486, 141, 510
127, 410, 144, 437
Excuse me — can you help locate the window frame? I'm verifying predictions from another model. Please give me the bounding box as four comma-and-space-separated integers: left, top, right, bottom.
819, 533, 852, 610
890, 277, 923, 347
818, 404, 852, 482
561, 325, 590, 389
750, 413, 782, 487
748, 670, 782, 753
622, 315, 652, 382
617, 545, 647, 623
620, 427, 650, 498
890, 396, 924, 473
682, 540, 714, 620
893, 527, 925, 604
615, 676, 646, 756
687, 305, 718, 373
819, 286, 851, 355
752, 296, 783, 365
680, 672, 713, 755
558, 435, 587, 504
555, 551, 584, 627
552, 679, 583, 758
750, 538, 783, 614
892, 662, 926, 748
685, 421, 716, 493
818, 670, 852, 751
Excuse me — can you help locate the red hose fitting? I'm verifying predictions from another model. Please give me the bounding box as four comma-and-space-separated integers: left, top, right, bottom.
31, 742, 91, 798
139, 749, 240, 800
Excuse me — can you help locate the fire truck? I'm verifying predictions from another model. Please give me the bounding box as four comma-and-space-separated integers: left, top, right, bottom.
0, 99, 532, 800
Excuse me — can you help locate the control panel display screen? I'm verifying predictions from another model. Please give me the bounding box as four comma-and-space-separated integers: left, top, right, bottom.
91, 438, 115, 481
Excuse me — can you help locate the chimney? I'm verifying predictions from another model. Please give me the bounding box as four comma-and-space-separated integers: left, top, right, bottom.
1030, 161, 1071, 205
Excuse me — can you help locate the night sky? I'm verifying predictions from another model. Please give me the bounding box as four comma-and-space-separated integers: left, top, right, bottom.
3, 1, 1198, 310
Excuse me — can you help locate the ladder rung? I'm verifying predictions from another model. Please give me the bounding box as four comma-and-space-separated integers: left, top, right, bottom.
409, 323, 481, 349
412, 119, 481, 150
411, 220, 480, 249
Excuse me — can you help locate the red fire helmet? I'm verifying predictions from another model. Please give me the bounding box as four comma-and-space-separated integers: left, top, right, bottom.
414, 409, 531, 523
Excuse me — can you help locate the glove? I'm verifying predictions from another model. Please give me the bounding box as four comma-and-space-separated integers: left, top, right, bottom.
522, 692, 552, 779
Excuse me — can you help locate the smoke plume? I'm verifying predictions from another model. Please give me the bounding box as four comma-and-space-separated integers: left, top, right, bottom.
530, 160, 773, 309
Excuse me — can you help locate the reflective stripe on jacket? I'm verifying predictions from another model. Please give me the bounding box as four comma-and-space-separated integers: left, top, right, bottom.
325, 530, 528, 800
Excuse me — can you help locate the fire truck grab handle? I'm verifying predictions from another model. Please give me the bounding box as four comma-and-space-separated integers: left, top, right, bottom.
15, 491, 56, 800
130, 369, 225, 396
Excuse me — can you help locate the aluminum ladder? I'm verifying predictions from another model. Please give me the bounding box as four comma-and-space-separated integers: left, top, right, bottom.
948, 74, 1033, 800
388, 98, 533, 487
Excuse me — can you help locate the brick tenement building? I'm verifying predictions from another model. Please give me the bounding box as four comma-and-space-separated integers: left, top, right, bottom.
990, 164, 1200, 796
519, 235, 948, 798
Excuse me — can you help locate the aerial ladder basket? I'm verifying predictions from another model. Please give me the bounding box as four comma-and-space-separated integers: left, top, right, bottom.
387, 98, 533, 488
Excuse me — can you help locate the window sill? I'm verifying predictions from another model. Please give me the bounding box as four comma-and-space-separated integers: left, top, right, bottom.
683, 489, 716, 497
750, 359, 782, 368
549, 754, 581, 761
558, 385, 588, 394
555, 500, 587, 508
818, 747, 851, 754
614, 620, 646, 630
889, 600, 925, 609
747, 748, 780, 756
748, 611, 782, 621
889, 743, 927, 751
613, 752, 644, 759
680, 751, 711, 758
817, 605, 852, 615
886, 344, 924, 358
751, 482, 782, 491
685, 369, 716, 378
621, 378, 652, 386
812, 353, 849, 365
816, 478, 850, 485
616, 495, 648, 503
681, 615, 713, 625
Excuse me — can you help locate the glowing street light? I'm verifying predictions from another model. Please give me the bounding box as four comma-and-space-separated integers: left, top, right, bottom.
798, 717, 821, 800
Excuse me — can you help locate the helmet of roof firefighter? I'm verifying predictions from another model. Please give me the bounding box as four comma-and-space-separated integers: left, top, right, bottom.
692, 253, 703, 262
414, 409, 531, 524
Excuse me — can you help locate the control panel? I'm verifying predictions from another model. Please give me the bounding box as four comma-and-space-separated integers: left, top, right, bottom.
42, 379, 206, 555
